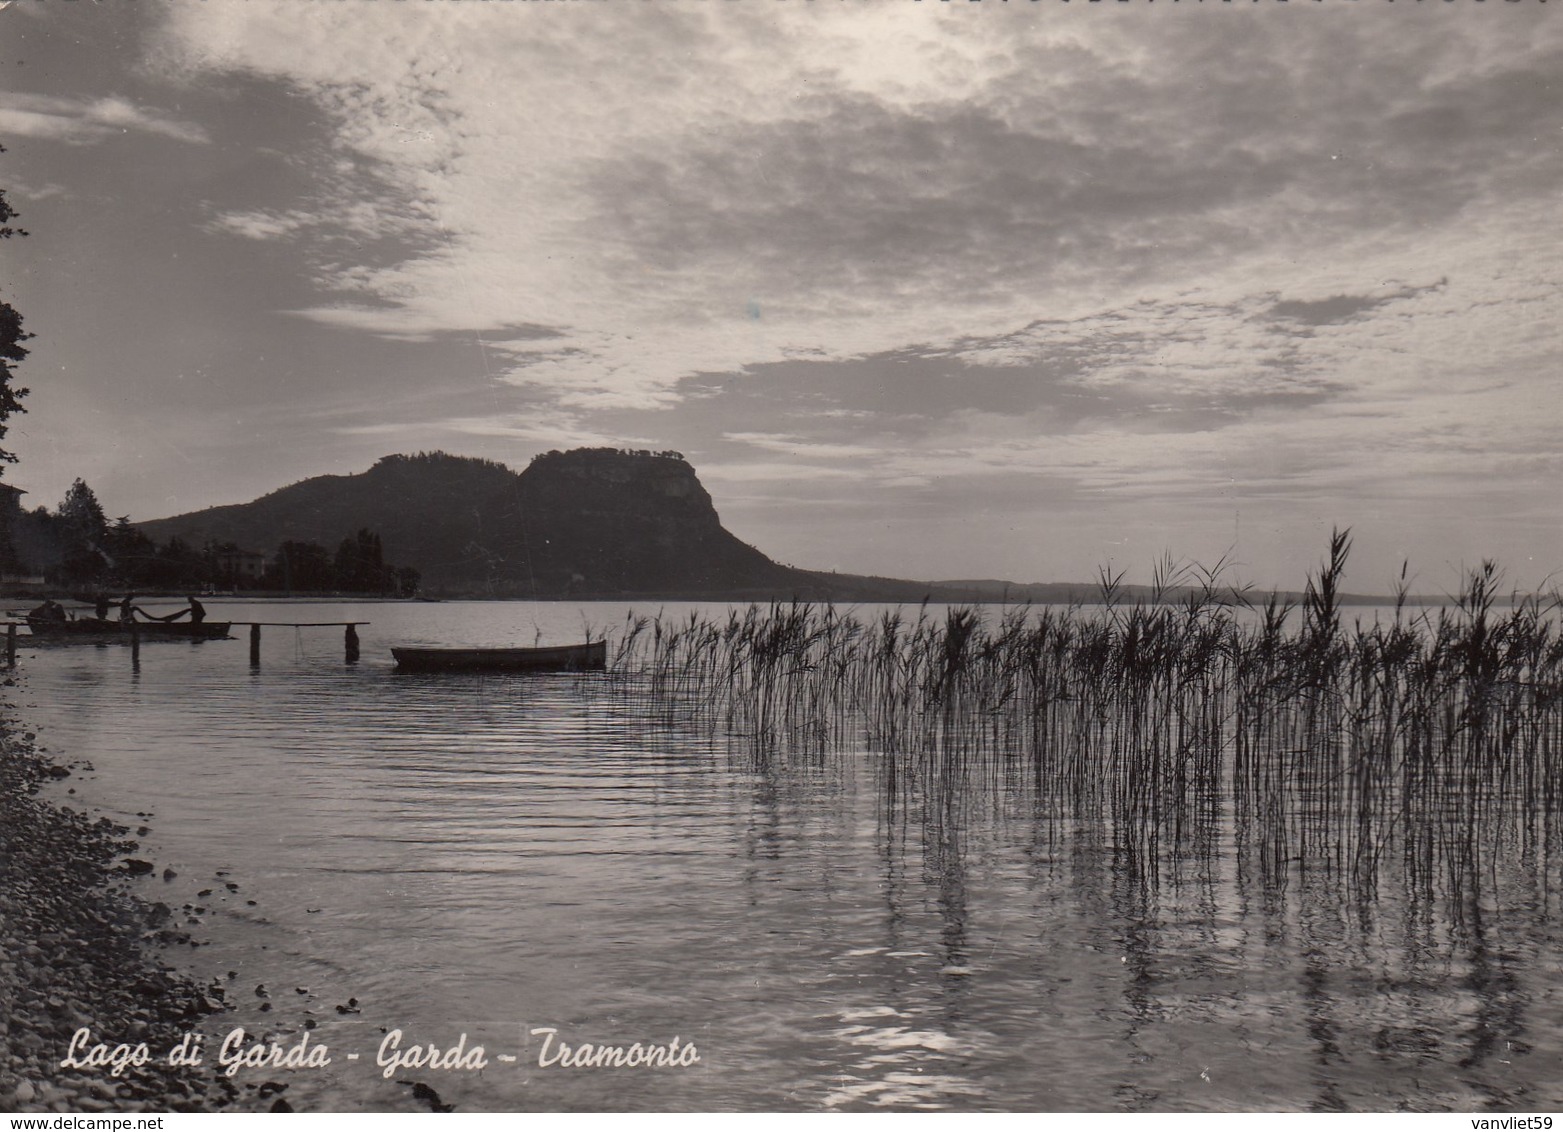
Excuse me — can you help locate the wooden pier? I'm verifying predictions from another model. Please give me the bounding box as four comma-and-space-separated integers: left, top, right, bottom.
231, 622, 368, 665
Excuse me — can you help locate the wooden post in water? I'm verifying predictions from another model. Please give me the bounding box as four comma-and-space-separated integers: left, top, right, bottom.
130, 623, 140, 664
249, 624, 262, 666
5, 623, 15, 666
344, 624, 360, 664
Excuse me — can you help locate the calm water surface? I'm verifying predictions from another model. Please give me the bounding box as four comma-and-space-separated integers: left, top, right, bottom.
12, 600, 1563, 1112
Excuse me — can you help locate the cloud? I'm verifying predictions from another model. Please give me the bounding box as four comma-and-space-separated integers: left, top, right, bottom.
0, 93, 208, 145
3, 176, 70, 202
206, 209, 307, 242
207, 199, 434, 247
1269, 282, 1447, 328
723, 434, 887, 461
330, 410, 646, 454
123, 4, 1563, 583
152, 5, 1563, 405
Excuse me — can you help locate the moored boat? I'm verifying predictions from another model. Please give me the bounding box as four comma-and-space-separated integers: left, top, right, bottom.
391, 640, 607, 673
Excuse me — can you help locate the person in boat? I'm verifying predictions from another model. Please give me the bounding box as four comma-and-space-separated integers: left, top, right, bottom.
94, 594, 111, 621
186, 596, 206, 624
118, 593, 141, 624
28, 599, 68, 623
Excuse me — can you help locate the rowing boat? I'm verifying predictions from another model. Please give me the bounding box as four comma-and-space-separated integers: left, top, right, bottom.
391, 640, 608, 673
25, 617, 233, 640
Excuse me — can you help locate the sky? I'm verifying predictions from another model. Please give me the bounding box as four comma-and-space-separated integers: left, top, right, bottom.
1, 0, 1560, 593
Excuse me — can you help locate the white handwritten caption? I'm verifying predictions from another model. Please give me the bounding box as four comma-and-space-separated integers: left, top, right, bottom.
59, 1025, 701, 1079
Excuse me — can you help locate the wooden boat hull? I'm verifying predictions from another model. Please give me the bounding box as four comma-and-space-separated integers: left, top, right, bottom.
25, 617, 232, 640
392, 641, 607, 673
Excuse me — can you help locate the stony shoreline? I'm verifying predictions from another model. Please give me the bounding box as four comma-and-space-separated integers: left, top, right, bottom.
0, 694, 234, 1113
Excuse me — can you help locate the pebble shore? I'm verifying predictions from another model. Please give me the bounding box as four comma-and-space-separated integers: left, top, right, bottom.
0, 697, 234, 1113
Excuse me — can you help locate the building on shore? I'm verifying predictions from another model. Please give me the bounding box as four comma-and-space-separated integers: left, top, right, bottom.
0, 484, 47, 593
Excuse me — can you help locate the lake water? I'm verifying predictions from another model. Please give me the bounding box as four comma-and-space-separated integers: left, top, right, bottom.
12, 599, 1563, 1112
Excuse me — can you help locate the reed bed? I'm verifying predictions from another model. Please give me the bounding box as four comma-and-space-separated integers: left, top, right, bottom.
611, 533, 1563, 908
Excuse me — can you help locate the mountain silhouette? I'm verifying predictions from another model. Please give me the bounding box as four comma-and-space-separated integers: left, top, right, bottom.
137, 448, 823, 598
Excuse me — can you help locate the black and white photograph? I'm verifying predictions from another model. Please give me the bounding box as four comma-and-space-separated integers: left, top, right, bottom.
2, 0, 1561, 1116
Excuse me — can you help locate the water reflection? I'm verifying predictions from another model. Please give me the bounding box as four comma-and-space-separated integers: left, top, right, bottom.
711, 697, 1563, 1111
12, 601, 1563, 1110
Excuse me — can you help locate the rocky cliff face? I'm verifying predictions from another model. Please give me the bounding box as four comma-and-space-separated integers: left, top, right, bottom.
136, 448, 800, 597
482, 448, 793, 595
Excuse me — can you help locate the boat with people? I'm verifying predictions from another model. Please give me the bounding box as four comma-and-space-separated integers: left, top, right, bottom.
23, 616, 233, 640
391, 640, 607, 673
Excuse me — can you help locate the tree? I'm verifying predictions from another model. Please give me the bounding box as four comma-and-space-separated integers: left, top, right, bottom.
142, 535, 207, 590
334, 528, 392, 594
102, 517, 158, 586
0, 145, 31, 468
266, 540, 335, 593
201, 540, 255, 590
53, 479, 110, 585
58, 478, 107, 538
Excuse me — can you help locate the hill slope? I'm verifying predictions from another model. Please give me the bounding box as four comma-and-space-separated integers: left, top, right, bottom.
136, 449, 807, 598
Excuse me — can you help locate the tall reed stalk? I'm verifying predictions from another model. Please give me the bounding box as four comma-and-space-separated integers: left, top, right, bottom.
610, 536, 1563, 913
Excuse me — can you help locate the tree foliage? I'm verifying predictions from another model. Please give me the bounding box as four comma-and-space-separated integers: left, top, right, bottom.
263, 533, 418, 595
58, 479, 108, 541
267, 541, 333, 592
53, 480, 111, 585
334, 528, 392, 594
15, 478, 421, 594
0, 145, 31, 466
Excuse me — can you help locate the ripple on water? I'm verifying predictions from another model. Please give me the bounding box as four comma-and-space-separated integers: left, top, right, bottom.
15, 601, 1563, 1111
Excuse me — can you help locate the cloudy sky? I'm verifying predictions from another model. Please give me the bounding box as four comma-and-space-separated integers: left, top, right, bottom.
2, 1, 1559, 591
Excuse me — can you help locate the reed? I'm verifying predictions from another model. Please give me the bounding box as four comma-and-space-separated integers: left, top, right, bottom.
611, 534, 1563, 910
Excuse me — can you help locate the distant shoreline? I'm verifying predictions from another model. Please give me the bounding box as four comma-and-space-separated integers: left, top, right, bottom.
13, 590, 1534, 608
